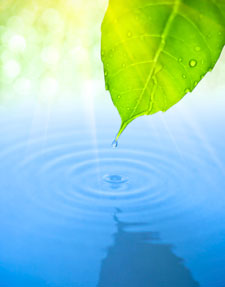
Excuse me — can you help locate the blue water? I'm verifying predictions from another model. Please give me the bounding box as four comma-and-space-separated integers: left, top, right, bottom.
1, 94, 225, 287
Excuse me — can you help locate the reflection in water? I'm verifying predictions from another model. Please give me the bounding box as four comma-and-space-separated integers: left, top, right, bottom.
98, 211, 199, 287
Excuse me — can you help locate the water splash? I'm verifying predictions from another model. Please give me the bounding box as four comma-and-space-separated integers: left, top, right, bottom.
103, 174, 128, 185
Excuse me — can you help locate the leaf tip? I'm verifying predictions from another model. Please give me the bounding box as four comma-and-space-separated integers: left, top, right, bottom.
115, 121, 128, 142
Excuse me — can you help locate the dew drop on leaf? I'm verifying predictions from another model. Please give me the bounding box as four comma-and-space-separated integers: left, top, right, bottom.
127, 31, 132, 38
178, 57, 183, 62
182, 74, 186, 79
189, 59, 197, 68
195, 46, 201, 51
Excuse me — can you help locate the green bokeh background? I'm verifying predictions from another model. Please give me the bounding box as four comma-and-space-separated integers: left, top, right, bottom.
0, 0, 107, 105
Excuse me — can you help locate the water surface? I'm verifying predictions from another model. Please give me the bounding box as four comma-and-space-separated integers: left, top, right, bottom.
0, 98, 225, 287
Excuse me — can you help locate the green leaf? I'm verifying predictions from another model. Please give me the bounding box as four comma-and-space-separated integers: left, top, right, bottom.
101, 0, 225, 140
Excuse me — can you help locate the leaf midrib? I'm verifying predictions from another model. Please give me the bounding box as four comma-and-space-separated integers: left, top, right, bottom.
128, 0, 180, 119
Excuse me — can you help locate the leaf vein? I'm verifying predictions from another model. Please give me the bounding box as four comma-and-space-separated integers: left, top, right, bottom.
162, 50, 192, 85
176, 11, 212, 63
129, 0, 181, 118
109, 60, 154, 80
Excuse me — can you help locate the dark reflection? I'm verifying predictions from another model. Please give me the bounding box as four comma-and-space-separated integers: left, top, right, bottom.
98, 210, 199, 287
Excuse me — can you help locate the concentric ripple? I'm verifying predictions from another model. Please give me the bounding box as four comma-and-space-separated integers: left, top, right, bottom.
1, 126, 223, 230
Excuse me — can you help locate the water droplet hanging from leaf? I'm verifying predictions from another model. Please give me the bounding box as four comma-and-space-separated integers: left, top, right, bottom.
112, 139, 118, 149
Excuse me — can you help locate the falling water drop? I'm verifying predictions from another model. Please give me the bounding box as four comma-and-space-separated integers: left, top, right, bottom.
127, 31, 132, 38
112, 139, 118, 149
